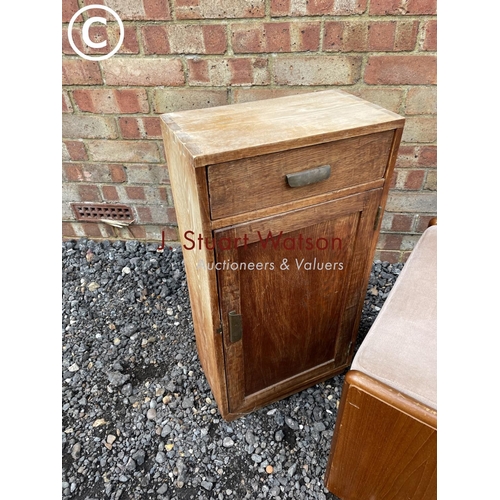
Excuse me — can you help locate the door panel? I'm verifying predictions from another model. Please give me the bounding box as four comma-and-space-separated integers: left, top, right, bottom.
215, 189, 382, 414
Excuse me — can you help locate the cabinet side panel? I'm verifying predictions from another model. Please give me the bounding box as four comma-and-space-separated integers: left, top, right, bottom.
161, 122, 229, 417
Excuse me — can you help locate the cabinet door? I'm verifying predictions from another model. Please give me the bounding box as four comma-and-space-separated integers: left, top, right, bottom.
215, 189, 382, 415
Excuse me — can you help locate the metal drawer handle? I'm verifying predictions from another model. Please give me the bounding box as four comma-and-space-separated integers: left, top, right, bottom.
286, 164, 331, 188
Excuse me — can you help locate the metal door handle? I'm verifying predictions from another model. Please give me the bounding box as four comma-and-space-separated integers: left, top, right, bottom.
286, 164, 331, 188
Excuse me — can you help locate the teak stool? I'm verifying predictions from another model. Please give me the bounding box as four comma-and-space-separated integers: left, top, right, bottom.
324, 223, 437, 500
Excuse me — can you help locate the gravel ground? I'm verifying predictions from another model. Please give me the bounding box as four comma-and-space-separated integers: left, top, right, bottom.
62, 238, 403, 500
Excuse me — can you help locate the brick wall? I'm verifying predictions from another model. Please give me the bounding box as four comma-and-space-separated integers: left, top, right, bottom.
62, 0, 437, 262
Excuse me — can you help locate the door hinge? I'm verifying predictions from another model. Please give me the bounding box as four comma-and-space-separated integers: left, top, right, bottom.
373, 206, 382, 230
228, 311, 242, 343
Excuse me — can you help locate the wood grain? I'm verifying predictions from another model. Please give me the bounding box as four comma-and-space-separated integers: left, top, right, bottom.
160, 121, 230, 419
208, 130, 394, 219
325, 370, 437, 500
215, 190, 383, 416
161, 89, 404, 167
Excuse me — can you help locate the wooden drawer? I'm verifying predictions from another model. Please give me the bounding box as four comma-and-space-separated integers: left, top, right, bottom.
207, 130, 394, 220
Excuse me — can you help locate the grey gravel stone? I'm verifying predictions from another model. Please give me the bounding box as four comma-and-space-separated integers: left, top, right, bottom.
223, 437, 234, 447
146, 408, 157, 420
71, 443, 81, 460
106, 371, 130, 387
201, 480, 213, 491
285, 417, 299, 430
157, 483, 168, 494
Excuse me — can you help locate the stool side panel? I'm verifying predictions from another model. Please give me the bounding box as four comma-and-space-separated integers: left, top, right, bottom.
325, 371, 437, 500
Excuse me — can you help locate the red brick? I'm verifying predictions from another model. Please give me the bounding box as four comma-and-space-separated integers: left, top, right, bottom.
62, 59, 102, 85
343, 22, 368, 52
307, 0, 334, 15
378, 233, 403, 250
135, 206, 153, 223
231, 25, 264, 53
229, 59, 254, 84
159, 226, 179, 242
291, 22, 321, 51
404, 170, 426, 190
143, 0, 172, 19
143, 118, 162, 138
188, 58, 270, 86
118, 117, 162, 139
187, 59, 210, 84
370, 0, 436, 15
63, 0, 81, 22
62, 222, 77, 238
125, 186, 146, 200
119, 118, 141, 139
273, 55, 361, 85
394, 21, 418, 51
129, 226, 146, 239
63, 163, 84, 182
173, 0, 265, 19
202, 25, 227, 53
266, 23, 291, 52
83, 222, 103, 238
102, 185, 119, 200
64, 141, 88, 161
364, 56, 436, 85
116, 89, 150, 113
368, 22, 395, 51
390, 214, 414, 232
78, 185, 101, 202
109, 165, 127, 183
323, 22, 343, 52
63, 91, 72, 113
368, 21, 418, 52
406, 0, 436, 14
375, 250, 402, 264
418, 146, 437, 167
270, 0, 289, 16
415, 215, 436, 232
142, 26, 170, 54
423, 20, 437, 51
102, 58, 184, 86
158, 187, 168, 202
167, 208, 177, 224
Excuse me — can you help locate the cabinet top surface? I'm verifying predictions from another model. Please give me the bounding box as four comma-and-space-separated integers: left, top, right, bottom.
161, 89, 404, 167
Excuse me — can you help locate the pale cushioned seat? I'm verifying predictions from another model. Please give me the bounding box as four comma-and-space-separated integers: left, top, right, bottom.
352, 225, 437, 410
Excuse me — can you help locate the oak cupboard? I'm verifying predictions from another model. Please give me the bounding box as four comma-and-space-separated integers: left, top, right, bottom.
160, 90, 404, 420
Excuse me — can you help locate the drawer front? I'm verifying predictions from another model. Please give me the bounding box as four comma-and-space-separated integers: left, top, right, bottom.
207, 130, 394, 220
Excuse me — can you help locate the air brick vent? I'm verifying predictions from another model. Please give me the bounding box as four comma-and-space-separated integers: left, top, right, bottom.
71, 203, 134, 222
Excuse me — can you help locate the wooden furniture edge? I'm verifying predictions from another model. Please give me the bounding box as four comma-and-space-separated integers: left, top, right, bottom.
160, 120, 230, 418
